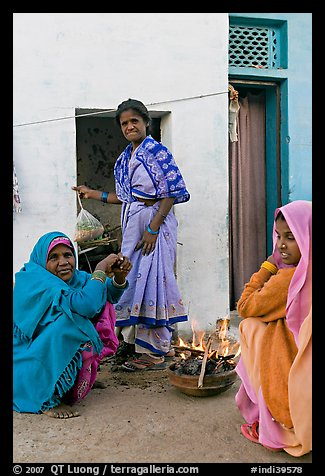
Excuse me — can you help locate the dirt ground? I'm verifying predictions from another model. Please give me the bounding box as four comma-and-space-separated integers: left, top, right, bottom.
13, 317, 312, 465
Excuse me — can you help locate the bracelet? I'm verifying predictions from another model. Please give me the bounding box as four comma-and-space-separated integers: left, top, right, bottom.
157, 210, 167, 219
91, 277, 105, 284
91, 270, 107, 284
261, 261, 278, 275
147, 224, 159, 235
101, 191, 109, 203
112, 275, 127, 288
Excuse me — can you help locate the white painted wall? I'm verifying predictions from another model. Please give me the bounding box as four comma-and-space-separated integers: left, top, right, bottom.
13, 13, 229, 334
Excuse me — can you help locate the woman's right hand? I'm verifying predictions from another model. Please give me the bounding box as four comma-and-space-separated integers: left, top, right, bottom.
95, 254, 120, 276
71, 185, 93, 199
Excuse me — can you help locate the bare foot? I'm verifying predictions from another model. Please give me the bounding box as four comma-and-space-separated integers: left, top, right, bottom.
42, 403, 80, 419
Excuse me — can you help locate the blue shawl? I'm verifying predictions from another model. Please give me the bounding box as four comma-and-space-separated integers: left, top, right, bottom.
114, 135, 190, 205
14, 231, 119, 413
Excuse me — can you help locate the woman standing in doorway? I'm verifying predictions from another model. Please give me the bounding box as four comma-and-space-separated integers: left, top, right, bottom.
72, 99, 190, 371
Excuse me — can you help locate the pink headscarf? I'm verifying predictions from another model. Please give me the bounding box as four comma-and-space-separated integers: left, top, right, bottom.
272, 200, 312, 344
46, 236, 74, 261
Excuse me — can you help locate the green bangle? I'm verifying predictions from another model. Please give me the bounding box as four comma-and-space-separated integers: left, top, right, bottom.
91, 270, 107, 283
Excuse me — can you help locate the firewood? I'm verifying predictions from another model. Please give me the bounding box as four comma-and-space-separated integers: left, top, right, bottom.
198, 336, 212, 388
173, 345, 205, 356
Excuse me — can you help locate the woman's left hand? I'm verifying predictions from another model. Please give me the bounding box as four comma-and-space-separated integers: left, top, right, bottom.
135, 230, 158, 256
96, 253, 132, 280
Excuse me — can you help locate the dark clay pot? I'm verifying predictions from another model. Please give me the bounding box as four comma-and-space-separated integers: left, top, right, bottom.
167, 362, 238, 397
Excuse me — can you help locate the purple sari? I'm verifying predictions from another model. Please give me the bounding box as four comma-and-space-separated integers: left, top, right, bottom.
113, 136, 190, 355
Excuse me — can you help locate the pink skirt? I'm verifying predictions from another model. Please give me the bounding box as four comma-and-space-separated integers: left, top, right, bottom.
70, 301, 119, 403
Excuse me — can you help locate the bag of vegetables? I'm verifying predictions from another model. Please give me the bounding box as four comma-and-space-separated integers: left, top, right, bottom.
74, 194, 104, 243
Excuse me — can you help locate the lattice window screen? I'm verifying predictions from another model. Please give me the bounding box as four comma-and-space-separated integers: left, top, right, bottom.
229, 25, 280, 69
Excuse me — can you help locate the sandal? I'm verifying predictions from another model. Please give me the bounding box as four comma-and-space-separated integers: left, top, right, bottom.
241, 421, 282, 452
121, 356, 167, 372
241, 421, 259, 443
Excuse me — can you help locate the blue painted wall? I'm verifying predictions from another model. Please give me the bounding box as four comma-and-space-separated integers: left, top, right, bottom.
229, 13, 312, 203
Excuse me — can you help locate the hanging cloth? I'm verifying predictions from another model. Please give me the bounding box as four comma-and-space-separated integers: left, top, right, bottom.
228, 84, 240, 142
13, 162, 22, 213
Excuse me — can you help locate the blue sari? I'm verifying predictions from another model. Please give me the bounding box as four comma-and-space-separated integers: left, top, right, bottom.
113, 136, 190, 355
13, 231, 125, 413
114, 135, 190, 206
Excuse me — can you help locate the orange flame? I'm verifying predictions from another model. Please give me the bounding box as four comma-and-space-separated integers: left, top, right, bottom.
191, 319, 205, 350
178, 316, 241, 359
179, 337, 187, 347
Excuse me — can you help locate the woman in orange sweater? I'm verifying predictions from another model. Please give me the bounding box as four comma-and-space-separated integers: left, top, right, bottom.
235, 200, 312, 457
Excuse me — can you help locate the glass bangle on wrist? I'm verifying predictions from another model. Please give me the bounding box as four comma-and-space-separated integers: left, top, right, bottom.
112, 275, 127, 288
91, 270, 107, 284
101, 191, 109, 203
147, 224, 159, 235
261, 261, 278, 275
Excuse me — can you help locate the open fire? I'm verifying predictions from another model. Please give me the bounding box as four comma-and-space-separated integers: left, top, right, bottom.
171, 318, 241, 389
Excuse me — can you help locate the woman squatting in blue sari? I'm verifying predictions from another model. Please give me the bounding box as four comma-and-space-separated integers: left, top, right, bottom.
72, 99, 190, 371
13, 231, 132, 418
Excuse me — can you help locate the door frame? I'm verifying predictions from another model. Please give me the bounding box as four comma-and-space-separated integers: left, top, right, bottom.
229, 78, 287, 254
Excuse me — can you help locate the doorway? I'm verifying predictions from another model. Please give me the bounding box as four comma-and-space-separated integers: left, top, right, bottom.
74, 109, 162, 270
228, 80, 282, 310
